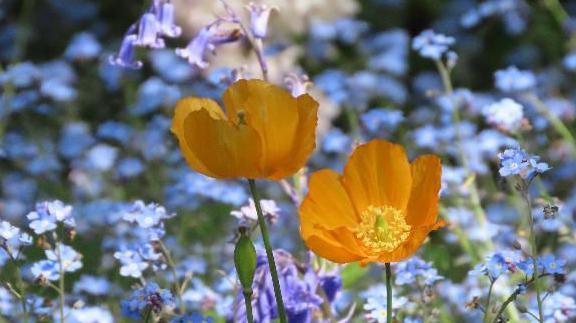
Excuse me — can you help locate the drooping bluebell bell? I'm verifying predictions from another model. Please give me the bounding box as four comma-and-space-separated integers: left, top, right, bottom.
157, 1, 182, 38
246, 2, 275, 39
133, 13, 165, 49
109, 33, 143, 69
175, 24, 241, 69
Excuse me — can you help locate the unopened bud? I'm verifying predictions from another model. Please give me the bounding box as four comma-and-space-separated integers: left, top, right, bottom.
234, 229, 257, 293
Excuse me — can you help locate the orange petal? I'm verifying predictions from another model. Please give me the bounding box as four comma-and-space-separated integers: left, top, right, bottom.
181, 108, 262, 179
299, 169, 359, 230
171, 98, 226, 177
341, 140, 412, 213
268, 94, 318, 179
407, 155, 442, 226
374, 220, 445, 263
223, 79, 313, 179
301, 220, 361, 263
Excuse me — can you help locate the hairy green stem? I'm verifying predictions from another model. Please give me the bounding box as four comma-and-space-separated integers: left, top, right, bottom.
57, 243, 65, 323
483, 278, 496, 323
522, 189, 544, 322
158, 240, 185, 314
248, 179, 287, 323
385, 263, 393, 323
243, 290, 255, 323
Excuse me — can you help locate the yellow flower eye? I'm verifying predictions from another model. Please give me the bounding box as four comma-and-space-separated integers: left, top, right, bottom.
299, 139, 445, 265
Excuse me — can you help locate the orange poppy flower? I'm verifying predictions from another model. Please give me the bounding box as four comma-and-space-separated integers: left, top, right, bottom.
171, 79, 318, 180
299, 139, 445, 265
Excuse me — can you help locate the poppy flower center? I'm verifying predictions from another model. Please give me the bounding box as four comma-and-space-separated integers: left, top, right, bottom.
355, 205, 411, 254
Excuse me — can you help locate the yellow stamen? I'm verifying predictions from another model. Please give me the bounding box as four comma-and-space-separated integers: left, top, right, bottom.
355, 205, 411, 254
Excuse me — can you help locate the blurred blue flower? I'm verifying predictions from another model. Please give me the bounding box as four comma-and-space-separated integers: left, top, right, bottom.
30, 260, 60, 281
121, 282, 175, 320
73, 275, 111, 296
150, 49, 194, 83
395, 257, 443, 286
97, 121, 133, 145
483, 98, 524, 133
130, 77, 180, 115
64, 32, 102, 60
117, 157, 145, 178
114, 249, 149, 278
412, 29, 455, 60
84, 144, 118, 171
494, 66, 536, 93
0, 62, 40, 88
361, 108, 404, 133
45, 244, 83, 273
121, 200, 173, 229
498, 148, 530, 177
58, 122, 94, 159
539, 254, 566, 275
322, 128, 351, 154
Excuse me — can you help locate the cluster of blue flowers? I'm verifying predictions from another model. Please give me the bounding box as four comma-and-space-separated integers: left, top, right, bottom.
1, 0, 576, 322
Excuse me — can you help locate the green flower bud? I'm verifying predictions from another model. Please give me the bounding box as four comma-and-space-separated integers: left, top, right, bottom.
234, 231, 257, 293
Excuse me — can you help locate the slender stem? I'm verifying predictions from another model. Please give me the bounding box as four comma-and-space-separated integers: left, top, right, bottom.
483, 278, 496, 323
526, 94, 576, 156
3, 247, 29, 321
491, 288, 522, 323
491, 273, 550, 323
522, 188, 544, 322
247, 179, 287, 323
158, 241, 185, 314
57, 243, 65, 323
242, 290, 255, 323
385, 263, 393, 323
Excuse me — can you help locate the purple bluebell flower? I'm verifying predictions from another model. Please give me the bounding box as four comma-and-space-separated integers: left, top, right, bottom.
176, 24, 241, 69
246, 3, 275, 39
284, 73, 311, 97
109, 34, 143, 69
133, 13, 165, 48
157, 2, 182, 38
234, 251, 323, 323
175, 27, 214, 69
